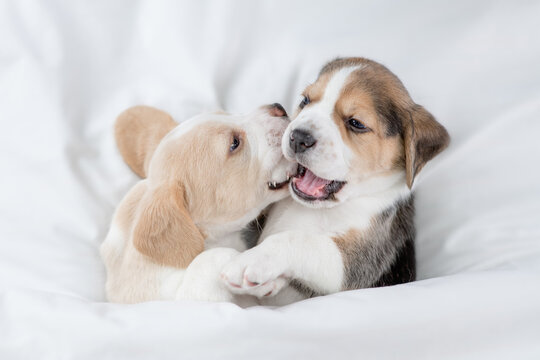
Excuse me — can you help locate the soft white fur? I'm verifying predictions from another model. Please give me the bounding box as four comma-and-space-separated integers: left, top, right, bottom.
221, 68, 411, 305
282, 66, 361, 182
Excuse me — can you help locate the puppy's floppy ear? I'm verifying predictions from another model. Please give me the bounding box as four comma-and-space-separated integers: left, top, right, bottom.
115, 106, 178, 178
403, 105, 450, 188
133, 183, 204, 268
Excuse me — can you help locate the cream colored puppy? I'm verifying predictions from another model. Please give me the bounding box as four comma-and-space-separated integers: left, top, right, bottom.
101, 104, 294, 305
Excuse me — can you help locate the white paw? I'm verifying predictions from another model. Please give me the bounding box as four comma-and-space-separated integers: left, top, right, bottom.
220, 249, 289, 298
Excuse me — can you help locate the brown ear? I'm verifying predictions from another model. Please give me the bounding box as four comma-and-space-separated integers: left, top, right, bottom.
132, 183, 204, 268
404, 105, 450, 188
115, 106, 178, 178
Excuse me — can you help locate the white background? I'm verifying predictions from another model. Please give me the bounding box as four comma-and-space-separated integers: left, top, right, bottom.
1, 1, 539, 359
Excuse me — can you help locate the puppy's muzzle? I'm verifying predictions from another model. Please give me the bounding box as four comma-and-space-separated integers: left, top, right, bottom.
289, 129, 316, 154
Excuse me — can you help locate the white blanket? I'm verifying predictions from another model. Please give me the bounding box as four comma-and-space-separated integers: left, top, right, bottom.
1, 1, 539, 359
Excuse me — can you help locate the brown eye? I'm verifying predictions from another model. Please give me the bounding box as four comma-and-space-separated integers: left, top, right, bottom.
299, 95, 310, 109
230, 136, 241, 152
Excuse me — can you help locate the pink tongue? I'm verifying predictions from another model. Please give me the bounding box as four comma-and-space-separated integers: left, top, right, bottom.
294, 169, 331, 198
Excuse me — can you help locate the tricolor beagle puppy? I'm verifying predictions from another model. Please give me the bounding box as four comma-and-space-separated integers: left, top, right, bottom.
222, 57, 450, 304
100, 104, 295, 304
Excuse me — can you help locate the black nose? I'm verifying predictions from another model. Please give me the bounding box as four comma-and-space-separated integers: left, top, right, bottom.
289, 129, 316, 153
268, 103, 287, 117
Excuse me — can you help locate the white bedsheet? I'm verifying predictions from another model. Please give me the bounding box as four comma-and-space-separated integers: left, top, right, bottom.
1, 1, 539, 359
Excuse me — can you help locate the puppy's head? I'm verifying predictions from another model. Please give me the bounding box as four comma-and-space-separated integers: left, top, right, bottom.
115, 105, 294, 267
283, 57, 449, 208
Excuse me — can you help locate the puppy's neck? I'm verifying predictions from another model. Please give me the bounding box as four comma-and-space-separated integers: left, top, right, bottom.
198, 206, 264, 251
325, 171, 411, 227
347, 170, 410, 201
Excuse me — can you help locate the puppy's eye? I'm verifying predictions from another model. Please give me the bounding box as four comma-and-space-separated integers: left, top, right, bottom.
299, 95, 310, 109
347, 118, 369, 133
230, 136, 241, 152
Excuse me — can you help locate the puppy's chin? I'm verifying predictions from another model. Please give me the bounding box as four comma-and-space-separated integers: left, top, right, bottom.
289, 183, 344, 209
286, 164, 347, 209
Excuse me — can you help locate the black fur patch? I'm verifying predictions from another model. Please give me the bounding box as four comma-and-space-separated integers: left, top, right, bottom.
337, 195, 416, 291
289, 279, 320, 298
241, 213, 267, 250
285, 196, 416, 299
373, 236, 415, 287
375, 98, 403, 137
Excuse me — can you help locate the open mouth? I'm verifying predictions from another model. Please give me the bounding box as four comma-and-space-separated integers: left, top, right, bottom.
267, 176, 292, 191
291, 164, 346, 201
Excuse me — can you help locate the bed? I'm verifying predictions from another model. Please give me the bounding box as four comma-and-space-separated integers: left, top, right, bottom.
1, 1, 539, 359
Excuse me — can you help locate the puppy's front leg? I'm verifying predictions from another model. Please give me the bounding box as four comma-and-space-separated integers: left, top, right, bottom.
221, 231, 344, 298
176, 248, 258, 307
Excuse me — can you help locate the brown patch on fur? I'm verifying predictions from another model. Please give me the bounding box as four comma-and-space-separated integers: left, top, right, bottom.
333, 229, 364, 256
303, 73, 332, 103
313, 57, 449, 186
113, 116, 270, 268
148, 123, 262, 223
333, 88, 404, 177
129, 121, 264, 267
332, 196, 416, 290
132, 183, 204, 268
115, 106, 178, 178
113, 107, 286, 268
403, 105, 450, 188
319, 57, 373, 76
333, 228, 371, 290
294, 72, 334, 117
